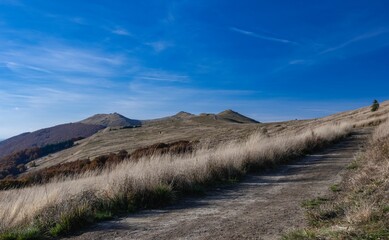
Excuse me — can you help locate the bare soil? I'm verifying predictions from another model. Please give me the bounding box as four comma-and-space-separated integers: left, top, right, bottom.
65, 128, 371, 240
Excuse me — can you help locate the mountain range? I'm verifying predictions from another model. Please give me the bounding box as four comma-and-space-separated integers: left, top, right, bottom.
2, 101, 389, 176
0, 110, 257, 158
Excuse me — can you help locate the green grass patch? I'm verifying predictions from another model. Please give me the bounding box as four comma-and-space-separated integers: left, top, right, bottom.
344, 228, 389, 240
284, 227, 389, 240
0, 227, 42, 240
330, 184, 341, 192
382, 205, 389, 214
302, 197, 329, 209
49, 206, 93, 237
94, 210, 113, 221
301, 197, 344, 227
347, 160, 359, 170
134, 184, 175, 209
307, 206, 344, 226
281, 229, 317, 240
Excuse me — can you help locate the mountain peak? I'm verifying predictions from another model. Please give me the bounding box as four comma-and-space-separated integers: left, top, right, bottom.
79, 113, 141, 127
217, 109, 259, 124
173, 111, 195, 119
218, 109, 237, 115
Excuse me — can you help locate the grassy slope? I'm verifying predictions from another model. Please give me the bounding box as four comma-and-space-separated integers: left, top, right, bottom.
0, 123, 352, 239
283, 121, 389, 239
29, 115, 266, 172
27, 101, 389, 174
1, 103, 389, 239
0, 123, 104, 159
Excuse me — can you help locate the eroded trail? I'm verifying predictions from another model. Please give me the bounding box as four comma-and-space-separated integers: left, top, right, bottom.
67, 128, 371, 240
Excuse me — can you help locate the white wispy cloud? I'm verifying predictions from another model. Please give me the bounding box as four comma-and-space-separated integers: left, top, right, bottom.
0, 87, 87, 109
276, 27, 389, 72
111, 27, 131, 36
5, 61, 52, 73
134, 70, 189, 83
0, 42, 127, 82
145, 41, 172, 52
55, 76, 116, 87
289, 59, 309, 65
0, 86, 101, 138
320, 28, 389, 54
230, 27, 298, 44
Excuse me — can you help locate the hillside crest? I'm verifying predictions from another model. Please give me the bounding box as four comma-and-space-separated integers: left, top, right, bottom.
79, 113, 141, 127
216, 109, 259, 124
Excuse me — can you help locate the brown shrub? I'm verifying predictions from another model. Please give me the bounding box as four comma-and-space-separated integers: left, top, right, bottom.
130, 140, 197, 160
0, 140, 198, 190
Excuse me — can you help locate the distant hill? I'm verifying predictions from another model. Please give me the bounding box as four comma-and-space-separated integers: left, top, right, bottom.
0, 110, 259, 166
141, 111, 195, 124
195, 109, 259, 124
79, 113, 141, 127
172, 111, 195, 120
0, 123, 105, 158
0, 113, 142, 158
145, 110, 258, 124
5, 102, 389, 177
216, 109, 259, 124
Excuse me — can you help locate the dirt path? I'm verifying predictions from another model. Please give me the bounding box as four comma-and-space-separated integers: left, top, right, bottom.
67, 128, 371, 240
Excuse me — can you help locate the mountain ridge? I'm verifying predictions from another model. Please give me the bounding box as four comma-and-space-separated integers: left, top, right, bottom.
0, 110, 257, 158
0, 123, 105, 158
4, 101, 389, 175
142, 109, 258, 124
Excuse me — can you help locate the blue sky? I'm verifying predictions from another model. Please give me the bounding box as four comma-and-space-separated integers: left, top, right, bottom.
1, 0, 389, 139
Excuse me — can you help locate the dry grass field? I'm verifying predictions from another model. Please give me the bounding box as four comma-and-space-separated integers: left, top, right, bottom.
0, 102, 388, 239
28, 101, 389, 173
0, 122, 352, 238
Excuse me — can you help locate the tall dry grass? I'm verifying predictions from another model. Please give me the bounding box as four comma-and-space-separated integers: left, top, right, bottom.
284, 118, 389, 239
0, 122, 352, 236
372, 118, 389, 141
343, 120, 389, 230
